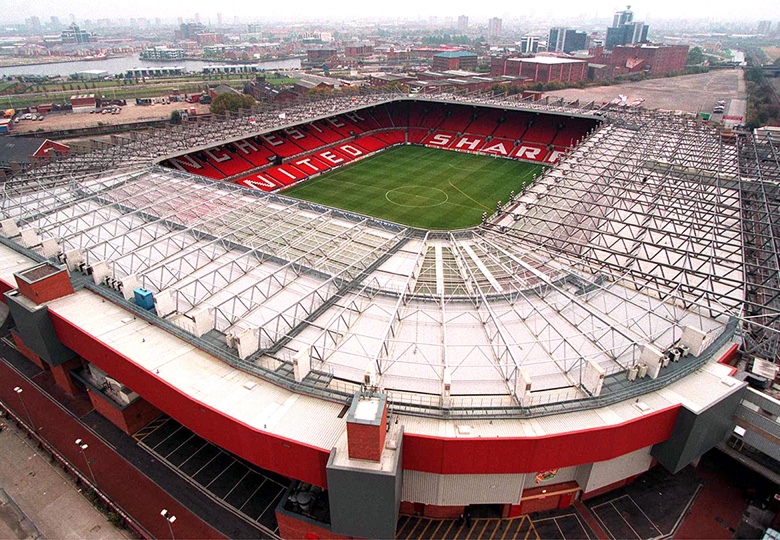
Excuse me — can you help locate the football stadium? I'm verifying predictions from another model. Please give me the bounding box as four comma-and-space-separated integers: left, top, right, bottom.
0, 89, 778, 539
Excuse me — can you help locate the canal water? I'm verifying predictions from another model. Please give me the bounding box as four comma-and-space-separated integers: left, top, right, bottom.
0, 56, 301, 78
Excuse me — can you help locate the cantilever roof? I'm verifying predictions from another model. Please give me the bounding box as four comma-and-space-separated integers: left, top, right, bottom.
39, 282, 741, 449
0, 94, 765, 416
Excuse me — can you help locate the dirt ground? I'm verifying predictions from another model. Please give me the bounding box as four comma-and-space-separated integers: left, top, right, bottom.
11, 101, 211, 134
762, 47, 780, 62
547, 70, 745, 113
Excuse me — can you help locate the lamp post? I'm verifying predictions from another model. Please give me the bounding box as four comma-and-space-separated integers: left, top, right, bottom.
160, 509, 176, 540
12, 387, 34, 431
74, 439, 97, 487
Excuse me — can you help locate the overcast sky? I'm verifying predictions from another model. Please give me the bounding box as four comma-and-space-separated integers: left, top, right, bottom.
4, 0, 778, 24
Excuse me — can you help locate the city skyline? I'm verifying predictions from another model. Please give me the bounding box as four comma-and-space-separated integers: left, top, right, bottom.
0, 0, 777, 25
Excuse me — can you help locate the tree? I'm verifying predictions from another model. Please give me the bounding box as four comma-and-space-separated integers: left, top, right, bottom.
209, 92, 256, 115
687, 47, 705, 65
170, 109, 182, 125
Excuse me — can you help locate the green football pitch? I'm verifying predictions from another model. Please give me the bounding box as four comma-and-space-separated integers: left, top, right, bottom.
282, 145, 545, 230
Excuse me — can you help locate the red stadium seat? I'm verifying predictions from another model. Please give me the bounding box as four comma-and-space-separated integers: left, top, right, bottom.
321, 116, 354, 138
234, 172, 283, 192
199, 146, 255, 177
512, 143, 550, 163
464, 108, 504, 136
281, 126, 323, 152
418, 102, 447, 129
373, 130, 406, 145
422, 131, 458, 148
172, 100, 600, 191
287, 155, 333, 176
522, 113, 561, 145
230, 138, 277, 167
367, 105, 395, 129
387, 100, 409, 128
258, 132, 305, 158
407, 128, 429, 144
342, 110, 380, 131
479, 138, 517, 157
492, 110, 532, 140
352, 135, 388, 153
438, 106, 473, 132
551, 117, 592, 149
264, 164, 308, 186
307, 121, 347, 145
165, 154, 226, 180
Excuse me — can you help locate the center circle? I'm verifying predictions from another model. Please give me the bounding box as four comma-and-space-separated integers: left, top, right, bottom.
385, 185, 449, 208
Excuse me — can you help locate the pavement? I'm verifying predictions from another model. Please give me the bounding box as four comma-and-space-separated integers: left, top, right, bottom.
0, 337, 270, 540
0, 419, 130, 540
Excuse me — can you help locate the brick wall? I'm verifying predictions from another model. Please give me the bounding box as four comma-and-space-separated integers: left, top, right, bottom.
15, 271, 73, 304
11, 330, 47, 370
276, 511, 351, 540
88, 388, 162, 435
346, 403, 387, 461
50, 357, 83, 397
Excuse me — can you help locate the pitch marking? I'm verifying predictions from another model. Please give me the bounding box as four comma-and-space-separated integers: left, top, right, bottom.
385, 186, 449, 208
447, 181, 491, 210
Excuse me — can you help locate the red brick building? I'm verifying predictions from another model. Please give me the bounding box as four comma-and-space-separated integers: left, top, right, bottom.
344, 43, 374, 58
493, 57, 588, 83
307, 48, 338, 64
600, 44, 689, 76
431, 51, 478, 71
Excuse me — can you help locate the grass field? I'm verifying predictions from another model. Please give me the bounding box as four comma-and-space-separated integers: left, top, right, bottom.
283, 146, 544, 230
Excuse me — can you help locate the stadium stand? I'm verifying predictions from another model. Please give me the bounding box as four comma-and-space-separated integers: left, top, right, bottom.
373, 129, 406, 145
257, 132, 304, 158
306, 121, 347, 145
234, 172, 282, 192
492, 110, 532, 140
438, 105, 474, 132
344, 110, 381, 132
521, 112, 563, 145
351, 135, 388, 153
551, 116, 595, 148
166, 154, 226, 180
229, 138, 278, 168
3, 91, 777, 540
367, 105, 395, 129
161, 100, 598, 187
418, 102, 448, 129
281, 126, 324, 152
387, 99, 410, 128
463, 107, 504, 136
199, 146, 256, 177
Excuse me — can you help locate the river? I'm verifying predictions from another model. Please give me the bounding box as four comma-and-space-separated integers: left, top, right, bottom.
0, 56, 302, 78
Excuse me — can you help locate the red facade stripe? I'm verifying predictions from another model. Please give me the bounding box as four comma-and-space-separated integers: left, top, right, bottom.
48, 309, 332, 487
402, 406, 680, 474
50, 304, 680, 480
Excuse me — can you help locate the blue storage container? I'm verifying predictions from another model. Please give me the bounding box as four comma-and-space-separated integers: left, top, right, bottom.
134, 287, 154, 310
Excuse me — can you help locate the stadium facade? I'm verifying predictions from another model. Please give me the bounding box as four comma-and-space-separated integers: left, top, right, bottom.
0, 91, 777, 539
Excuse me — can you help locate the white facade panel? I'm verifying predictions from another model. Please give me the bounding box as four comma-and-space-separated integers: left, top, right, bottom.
579, 446, 653, 493
402, 470, 524, 505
